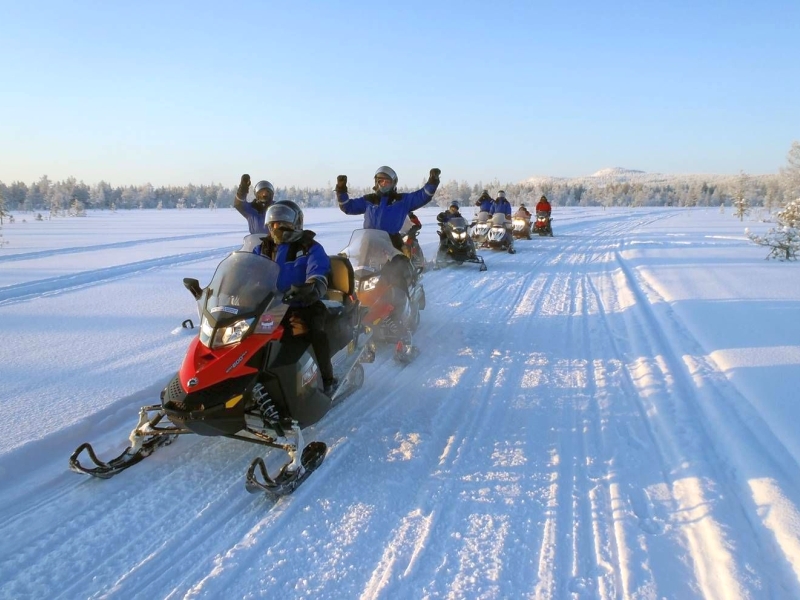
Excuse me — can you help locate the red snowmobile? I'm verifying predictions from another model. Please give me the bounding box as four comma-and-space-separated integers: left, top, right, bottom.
533, 211, 554, 236
339, 229, 426, 364
70, 237, 372, 496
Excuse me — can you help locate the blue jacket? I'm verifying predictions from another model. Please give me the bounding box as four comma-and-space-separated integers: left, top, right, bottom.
475, 197, 493, 213
337, 183, 438, 234
234, 200, 268, 234
256, 231, 330, 293
490, 198, 512, 218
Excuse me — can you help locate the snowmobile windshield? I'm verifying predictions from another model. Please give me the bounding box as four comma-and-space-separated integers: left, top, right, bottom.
340, 229, 401, 277
446, 216, 469, 233
204, 251, 281, 323
476, 211, 490, 223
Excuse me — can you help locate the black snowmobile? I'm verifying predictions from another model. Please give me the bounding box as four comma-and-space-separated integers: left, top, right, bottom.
434, 216, 487, 271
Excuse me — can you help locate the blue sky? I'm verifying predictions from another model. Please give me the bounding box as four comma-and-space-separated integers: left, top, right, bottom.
1, 0, 798, 189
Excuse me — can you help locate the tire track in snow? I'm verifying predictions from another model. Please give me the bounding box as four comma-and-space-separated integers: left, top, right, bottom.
0, 246, 236, 306
0, 231, 244, 264
608, 248, 800, 597
527, 210, 681, 599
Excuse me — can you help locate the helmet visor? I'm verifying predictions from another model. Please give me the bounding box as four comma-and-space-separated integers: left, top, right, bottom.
265, 203, 297, 225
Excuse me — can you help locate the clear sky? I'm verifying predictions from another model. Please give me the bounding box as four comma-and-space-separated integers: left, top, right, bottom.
1, 0, 798, 189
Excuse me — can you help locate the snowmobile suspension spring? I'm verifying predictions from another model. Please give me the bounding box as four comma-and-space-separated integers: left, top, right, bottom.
253, 384, 280, 423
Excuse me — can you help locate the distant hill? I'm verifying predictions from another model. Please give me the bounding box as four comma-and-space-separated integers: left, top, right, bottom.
521, 167, 767, 187
590, 167, 645, 178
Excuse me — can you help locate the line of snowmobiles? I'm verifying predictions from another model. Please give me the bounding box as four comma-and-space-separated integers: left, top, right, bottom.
471, 209, 554, 249
69, 229, 426, 498
468, 211, 517, 254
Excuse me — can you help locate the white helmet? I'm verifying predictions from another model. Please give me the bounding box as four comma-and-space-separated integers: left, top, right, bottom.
374, 166, 398, 194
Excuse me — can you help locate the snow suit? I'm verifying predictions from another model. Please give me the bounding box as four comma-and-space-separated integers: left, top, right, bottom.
234, 195, 272, 235
257, 231, 334, 383
337, 183, 438, 250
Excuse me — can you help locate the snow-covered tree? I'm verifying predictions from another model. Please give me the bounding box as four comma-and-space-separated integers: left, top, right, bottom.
732, 171, 750, 221
68, 199, 86, 217
747, 198, 800, 261
781, 141, 800, 200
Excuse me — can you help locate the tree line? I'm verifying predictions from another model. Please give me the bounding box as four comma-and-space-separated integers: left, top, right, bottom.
1, 142, 798, 215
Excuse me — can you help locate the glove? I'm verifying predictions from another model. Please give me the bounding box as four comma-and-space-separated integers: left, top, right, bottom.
428, 168, 441, 185
283, 280, 323, 306
237, 174, 251, 198
335, 175, 348, 194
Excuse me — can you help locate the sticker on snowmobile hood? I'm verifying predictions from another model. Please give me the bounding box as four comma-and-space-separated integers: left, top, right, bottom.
256, 314, 276, 334
211, 306, 239, 315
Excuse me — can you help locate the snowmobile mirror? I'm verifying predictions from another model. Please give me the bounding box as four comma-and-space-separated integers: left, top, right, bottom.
183, 278, 203, 300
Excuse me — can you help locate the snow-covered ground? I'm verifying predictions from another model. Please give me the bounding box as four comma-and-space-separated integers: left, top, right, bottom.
1, 206, 799, 599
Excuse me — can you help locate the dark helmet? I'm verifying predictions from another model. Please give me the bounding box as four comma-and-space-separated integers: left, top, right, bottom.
540, 195, 548, 202
253, 180, 275, 206
374, 165, 398, 194
497, 190, 506, 199
449, 200, 460, 210
520, 204, 526, 209
265, 200, 303, 244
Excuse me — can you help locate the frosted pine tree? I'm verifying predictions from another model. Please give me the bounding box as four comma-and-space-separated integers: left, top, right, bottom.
781, 141, 800, 200
733, 171, 750, 221
747, 199, 800, 261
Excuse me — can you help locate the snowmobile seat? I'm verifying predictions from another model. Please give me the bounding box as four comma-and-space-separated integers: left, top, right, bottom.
324, 255, 355, 311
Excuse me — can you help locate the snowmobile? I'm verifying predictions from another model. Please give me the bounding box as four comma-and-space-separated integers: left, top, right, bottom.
339, 229, 425, 364
434, 216, 487, 271
485, 213, 516, 254
70, 236, 372, 496
470, 211, 491, 247
533, 210, 554, 236
512, 215, 532, 240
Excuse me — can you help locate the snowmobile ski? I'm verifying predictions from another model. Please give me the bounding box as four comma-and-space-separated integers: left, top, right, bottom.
69, 434, 177, 479
245, 441, 327, 496
69, 405, 183, 478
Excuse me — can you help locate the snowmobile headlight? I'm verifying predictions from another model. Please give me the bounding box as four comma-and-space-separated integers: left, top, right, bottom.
455, 231, 467, 240
513, 218, 525, 226
200, 317, 255, 349
360, 275, 380, 292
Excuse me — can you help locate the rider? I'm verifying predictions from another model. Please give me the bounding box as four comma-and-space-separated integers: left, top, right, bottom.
437, 200, 463, 225
475, 190, 493, 214
514, 204, 532, 220
257, 200, 337, 395
490, 190, 512, 218
405, 211, 422, 239
490, 191, 514, 252
536, 194, 552, 216
234, 174, 275, 234
335, 166, 440, 251
336, 166, 440, 288
399, 211, 422, 259
436, 201, 464, 249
